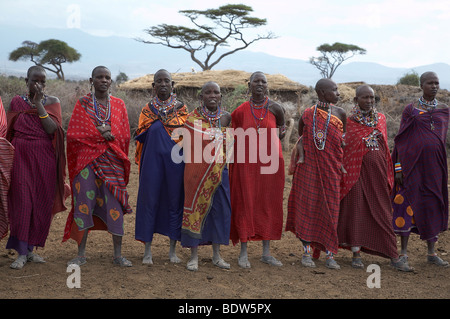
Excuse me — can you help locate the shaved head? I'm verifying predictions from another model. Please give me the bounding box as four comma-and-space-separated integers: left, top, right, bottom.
154, 69, 171, 81
201, 81, 220, 93
420, 71, 438, 85
315, 78, 336, 92
315, 78, 340, 104
355, 85, 374, 97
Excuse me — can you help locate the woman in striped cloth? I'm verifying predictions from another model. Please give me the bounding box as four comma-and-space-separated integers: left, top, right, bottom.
0, 97, 14, 241
64, 66, 133, 267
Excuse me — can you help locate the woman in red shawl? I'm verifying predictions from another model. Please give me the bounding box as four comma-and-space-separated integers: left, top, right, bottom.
229, 71, 286, 268
6, 66, 68, 269
64, 66, 132, 267
391, 72, 449, 268
286, 78, 346, 270
338, 85, 411, 271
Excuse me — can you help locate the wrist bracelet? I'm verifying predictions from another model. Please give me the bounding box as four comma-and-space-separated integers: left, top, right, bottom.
394, 162, 402, 172
39, 113, 49, 119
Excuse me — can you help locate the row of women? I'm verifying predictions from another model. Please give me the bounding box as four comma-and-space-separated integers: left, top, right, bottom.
0, 65, 448, 272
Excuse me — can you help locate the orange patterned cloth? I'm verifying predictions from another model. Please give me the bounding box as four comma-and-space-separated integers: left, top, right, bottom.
134, 102, 188, 169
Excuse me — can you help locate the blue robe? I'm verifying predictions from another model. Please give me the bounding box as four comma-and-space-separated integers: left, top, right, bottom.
135, 120, 185, 242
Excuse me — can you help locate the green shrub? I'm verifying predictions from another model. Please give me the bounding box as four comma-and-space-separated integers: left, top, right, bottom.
397, 70, 419, 86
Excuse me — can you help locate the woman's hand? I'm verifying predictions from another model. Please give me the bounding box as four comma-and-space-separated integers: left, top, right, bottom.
32, 83, 45, 105
97, 125, 115, 141
296, 137, 305, 164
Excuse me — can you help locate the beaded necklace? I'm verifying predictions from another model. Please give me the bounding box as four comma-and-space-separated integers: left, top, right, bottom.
249, 96, 269, 134
200, 102, 222, 129
350, 105, 381, 150
22, 93, 48, 108
350, 105, 379, 127
151, 93, 178, 123
418, 96, 437, 111
312, 101, 332, 151
199, 103, 223, 143
92, 93, 111, 127
417, 96, 437, 130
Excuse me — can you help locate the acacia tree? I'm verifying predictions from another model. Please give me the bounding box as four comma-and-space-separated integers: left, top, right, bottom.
310, 42, 366, 78
136, 4, 276, 71
9, 39, 81, 81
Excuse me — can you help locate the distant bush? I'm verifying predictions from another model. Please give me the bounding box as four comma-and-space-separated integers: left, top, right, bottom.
397, 70, 419, 86
115, 71, 129, 84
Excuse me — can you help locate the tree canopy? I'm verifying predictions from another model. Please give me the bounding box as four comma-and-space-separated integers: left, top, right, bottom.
309, 42, 366, 79
9, 39, 81, 81
136, 4, 276, 71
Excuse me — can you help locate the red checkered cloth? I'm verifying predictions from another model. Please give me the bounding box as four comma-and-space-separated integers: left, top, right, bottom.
338, 115, 398, 259
286, 106, 344, 254
341, 113, 393, 200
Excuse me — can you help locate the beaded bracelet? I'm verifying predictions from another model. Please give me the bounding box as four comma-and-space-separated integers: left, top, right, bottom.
394, 162, 402, 173
39, 113, 49, 119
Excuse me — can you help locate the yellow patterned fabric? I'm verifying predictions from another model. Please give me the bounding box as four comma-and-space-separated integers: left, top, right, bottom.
181, 108, 231, 237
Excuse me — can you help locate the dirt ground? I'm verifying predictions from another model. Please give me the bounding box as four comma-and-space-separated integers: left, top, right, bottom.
0, 145, 449, 302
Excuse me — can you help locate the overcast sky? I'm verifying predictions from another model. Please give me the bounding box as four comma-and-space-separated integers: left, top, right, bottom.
1, 0, 448, 68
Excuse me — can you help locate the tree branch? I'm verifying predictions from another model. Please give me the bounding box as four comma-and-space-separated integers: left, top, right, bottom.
138, 4, 276, 71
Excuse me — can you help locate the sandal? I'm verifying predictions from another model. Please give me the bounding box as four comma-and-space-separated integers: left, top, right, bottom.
10, 255, 27, 270
391, 258, 414, 272
325, 257, 341, 270
113, 256, 132, 267
238, 256, 251, 269
261, 255, 283, 267
213, 258, 230, 270
351, 257, 364, 269
427, 254, 449, 267
27, 252, 46, 263
67, 256, 87, 266
301, 255, 316, 268
187, 259, 199, 271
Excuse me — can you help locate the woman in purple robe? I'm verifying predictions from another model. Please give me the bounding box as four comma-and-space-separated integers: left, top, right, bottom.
392, 71, 449, 268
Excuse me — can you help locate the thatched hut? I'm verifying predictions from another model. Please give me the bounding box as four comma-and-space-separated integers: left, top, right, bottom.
118, 69, 309, 105
119, 69, 309, 151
